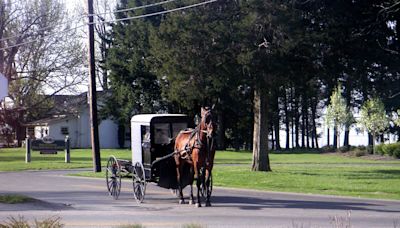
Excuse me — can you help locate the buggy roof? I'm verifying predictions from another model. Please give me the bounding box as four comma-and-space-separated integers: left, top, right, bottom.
130, 114, 188, 124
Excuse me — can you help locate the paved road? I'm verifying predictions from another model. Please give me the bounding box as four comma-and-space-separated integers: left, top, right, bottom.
0, 170, 399, 228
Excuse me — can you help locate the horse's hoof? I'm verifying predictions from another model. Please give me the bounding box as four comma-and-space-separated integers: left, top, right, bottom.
205, 201, 212, 207
195, 203, 201, 208
179, 199, 185, 204
189, 200, 195, 205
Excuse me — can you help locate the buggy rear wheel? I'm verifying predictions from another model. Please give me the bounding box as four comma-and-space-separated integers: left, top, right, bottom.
132, 161, 146, 203
106, 156, 121, 200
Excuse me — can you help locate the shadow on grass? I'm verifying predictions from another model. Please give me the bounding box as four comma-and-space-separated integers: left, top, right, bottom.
344, 169, 400, 180
375, 169, 400, 175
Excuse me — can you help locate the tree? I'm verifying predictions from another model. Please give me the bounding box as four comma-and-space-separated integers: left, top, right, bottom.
358, 97, 389, 153
0, 0, 85, 144
102, 0, 165, 148
393, 110, 400, 127
325, 85, 353, 149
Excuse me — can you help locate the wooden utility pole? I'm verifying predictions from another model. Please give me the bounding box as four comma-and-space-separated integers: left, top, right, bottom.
87, 0, 101, 172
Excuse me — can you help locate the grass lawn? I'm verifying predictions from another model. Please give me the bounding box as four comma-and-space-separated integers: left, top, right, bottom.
0, 194, 33, 204
1, 147, 400, 200
0, 148, 131, 171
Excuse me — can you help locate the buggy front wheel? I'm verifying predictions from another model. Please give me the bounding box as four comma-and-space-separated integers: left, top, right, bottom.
132, 161, 146, 203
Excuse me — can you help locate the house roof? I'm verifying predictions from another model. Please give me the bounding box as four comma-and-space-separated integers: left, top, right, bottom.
130, 114, 187, 124
25, 115, 72, 126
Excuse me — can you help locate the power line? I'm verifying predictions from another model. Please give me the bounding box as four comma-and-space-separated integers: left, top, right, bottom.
95, 0, 178, 16
106, 0, 217, 24
0, 0, 177, 43
0, 0, 218, 52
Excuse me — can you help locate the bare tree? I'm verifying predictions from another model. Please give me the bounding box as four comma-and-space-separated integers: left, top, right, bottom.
0, 0, 86, 144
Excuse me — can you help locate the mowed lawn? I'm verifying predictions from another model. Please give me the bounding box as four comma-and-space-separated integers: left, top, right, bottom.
1, 148, 400, 200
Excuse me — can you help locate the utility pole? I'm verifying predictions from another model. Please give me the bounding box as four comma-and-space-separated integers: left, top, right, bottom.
87, 0, 101, 172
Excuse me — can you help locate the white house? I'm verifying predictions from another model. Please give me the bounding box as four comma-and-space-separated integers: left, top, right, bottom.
25, 93, 130, 149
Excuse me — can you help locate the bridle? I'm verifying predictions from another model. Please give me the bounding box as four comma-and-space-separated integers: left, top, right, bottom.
179, 109, 215, 161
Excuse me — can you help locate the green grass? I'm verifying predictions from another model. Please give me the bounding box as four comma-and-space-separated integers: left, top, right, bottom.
0, 194, 33, 204
214, 150, 400, 200
0, 148, 131, 171
1, 148, 400, 200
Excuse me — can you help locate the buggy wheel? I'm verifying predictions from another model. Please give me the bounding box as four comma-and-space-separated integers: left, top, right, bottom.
106, 156, 121, 200
132, 161, 146, 203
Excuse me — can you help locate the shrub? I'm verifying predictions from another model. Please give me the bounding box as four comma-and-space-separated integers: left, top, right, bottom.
0, 216, 63, 228
338, 146, 350, 153
357, 145, 367, 151
321, 145, 336, 153
351, 149, 366, 157
383, 144, 397, 156
391, 143, 400, 159
375, 144, 385, 155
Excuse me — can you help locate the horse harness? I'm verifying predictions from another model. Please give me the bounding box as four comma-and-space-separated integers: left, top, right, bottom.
178, 127, 206, 161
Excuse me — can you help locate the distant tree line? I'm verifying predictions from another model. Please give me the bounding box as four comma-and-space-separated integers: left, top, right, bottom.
101, 0, 399, 159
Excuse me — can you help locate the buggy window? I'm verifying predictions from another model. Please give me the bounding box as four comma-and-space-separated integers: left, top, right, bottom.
154, 123, 170, 144
172, 123, 187, 138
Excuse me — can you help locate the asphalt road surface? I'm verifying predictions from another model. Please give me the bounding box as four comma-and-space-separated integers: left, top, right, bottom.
0, 170, 399, 228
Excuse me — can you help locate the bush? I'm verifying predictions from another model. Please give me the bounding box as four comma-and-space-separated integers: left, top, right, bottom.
375, 144, 385, 155
393, 146, 400, 159
0, 216, 63, 228
338, 146, 350, 153
321, 145, 336, 152
357, 145, 367, 151
353, 149, 366, 157
383, 144, 397, 156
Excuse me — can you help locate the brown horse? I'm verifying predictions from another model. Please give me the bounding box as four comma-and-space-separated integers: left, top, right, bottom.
174, 107, 216, 207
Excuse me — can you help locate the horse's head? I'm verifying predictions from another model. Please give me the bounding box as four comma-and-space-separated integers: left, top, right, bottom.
200, 106, 216, 139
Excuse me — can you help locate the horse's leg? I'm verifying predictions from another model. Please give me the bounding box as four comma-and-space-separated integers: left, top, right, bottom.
175, 157, 185, 204
195, 162, 202, 207
189, 166, 195, 205
205, 168, 212, 207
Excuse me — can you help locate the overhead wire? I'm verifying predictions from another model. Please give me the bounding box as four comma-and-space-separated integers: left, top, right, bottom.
0, 0, 184, 43
0, 0, 217, 51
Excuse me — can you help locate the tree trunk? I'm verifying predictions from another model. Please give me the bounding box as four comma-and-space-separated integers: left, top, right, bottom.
327, 128, 330, 146
252, 88, 271, 172
301, 95, 306, 148
272, 90, 281, 150
368, 132, 373, 154
306, 109, 310, 148
343, 83, 351, 148
284, 89, 290, 150
372, 134, 376, 154
294, 97, 300, 148
311, 103, 319, 149
343, 127, 350, 148
333, 126, 338, 148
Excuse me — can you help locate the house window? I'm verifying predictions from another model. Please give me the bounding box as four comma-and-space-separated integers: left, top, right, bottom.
61, 127, 69, 135
27, 127, 34, 137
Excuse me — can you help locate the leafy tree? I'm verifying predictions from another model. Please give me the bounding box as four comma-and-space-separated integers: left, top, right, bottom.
358, 97, 389, 153
0, 0, 85, 144
325, 85, 353, 149
393, 110, 400, 127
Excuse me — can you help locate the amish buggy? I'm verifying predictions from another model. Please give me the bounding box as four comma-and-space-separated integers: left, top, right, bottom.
106, 108, 216, 207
